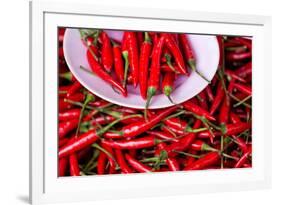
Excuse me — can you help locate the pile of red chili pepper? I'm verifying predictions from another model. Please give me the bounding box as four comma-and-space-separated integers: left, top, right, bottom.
58, 28, 252, 176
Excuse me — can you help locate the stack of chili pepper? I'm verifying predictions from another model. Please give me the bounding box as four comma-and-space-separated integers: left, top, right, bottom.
58, 27, 252, 176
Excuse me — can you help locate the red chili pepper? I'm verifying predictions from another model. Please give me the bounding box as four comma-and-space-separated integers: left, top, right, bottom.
124, 32, 139, 87
69, 153, 80, 176
231, 135, 248, 153
234, 148, 251, 168
219, 95, 231, 125
59, 116, 134, 158
86, 47, 127, 97
115, 149, 133, 173
156, 143, 180, 171
225, 70, 247, 83
161, 63, 180, 73
197, 90, 208, 110
183, 101, 215, 121
102, 136, 159, 150
179, 33, 209, 82
101, 142, 116, 174
59, 138, 69, 148
162, 72, 175, 103
119, 105, 177, 138
112, 41, 124, 83
209, 81, 225, 115
185, 152, 220, 170
97, 149, 107, 174
226, 51, 251, 61
59, 109, 81, 121
197, 131, 221, 139
59, 157, 68, 177
145, 35, 166, 113
101, 32, 113, 72
58, 28, 65, 44
233, 83, 252, 95
221, 122, 251, 135
233, 37, 252, 50
58, 119, 79, 139
163, 33, 187, 74
139, 32, 152, 99
66, 81, 82, 98
163, 120, 201, 157
191, 140, 217, 152
125, 154, 152, 173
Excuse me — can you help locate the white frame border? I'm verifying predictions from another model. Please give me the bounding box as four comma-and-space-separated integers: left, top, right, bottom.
30, 1, 272, 204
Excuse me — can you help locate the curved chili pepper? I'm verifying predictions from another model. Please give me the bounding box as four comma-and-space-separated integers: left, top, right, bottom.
205, 85, 214, 102
183, 101, 215, 121
125, 154, 152, 173
162, 72, 175, 103
146, 35, 166, 114
59, 109, 81, 121
219, 95, 231, 125
162, 33, 186, 74
115, 149, 133, 174
191, 140, 217, 152
101, 32, 113, 72
185, 151, 220, 170
66, 81, 82, 97
231, 135, 248, 153
139, 32, 152, 99
102, 142, 117, 174
102, 136, 159, 150
86, 47, 127, 97
233, 83, 252, 95
59, 116, 136, 158
59, 119, 79, 139
124, 32, 139, 87
69, 153, 80, 176
112, 41, 124, 83
197, 91, 208, 110
156, 143, 179, 171
234, 148, 251, 168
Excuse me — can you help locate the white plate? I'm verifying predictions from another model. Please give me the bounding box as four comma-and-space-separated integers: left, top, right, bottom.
63, 29, 219, 109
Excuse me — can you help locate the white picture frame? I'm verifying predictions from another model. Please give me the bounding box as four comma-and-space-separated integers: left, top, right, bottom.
30, 0, 272, 204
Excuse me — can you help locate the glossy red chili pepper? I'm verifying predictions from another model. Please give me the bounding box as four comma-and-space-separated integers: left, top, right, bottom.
139, 32, 152, 99
59, 138, 69, 148
59, 109, 81, 121
59, 157, 68, 177
102, 136, 159, 150
163, 120, 201, 157
120, 106, 177, 138
161, 63, 180, 73
87, 47, 127, 96
97, 149, 107, 175
137, 32, 144, 46
226, 51, 251, 61
163, 117, 188, 132
233, 37, 252, 50
69, 153, 80, 176
59, 116, 129, 158
112, 41, 124, 83
221, 122, 251, 135
124, 32, 139, 87
234, 147, 251, 168
163, 33, 187, 74
191, 140, 217, 152
197, 131, 221, 139
161, 124, 184, 136
115, 149, 133, 173
231, 135, 248, 153
125, 154, 152, 173
209, 81, 225, 115
58, 119, 79, 139
219, 95, 231, 125
185, 151, 220, 170
162, 72, 175, 103
59, 85, 72, 98
146, 35, 166, 111
83, 101, 111, 122
102, 142, 116, 174
183, 101, 215, 121
233, 83, 252, 95
66, 81, 82, 97
101, 32, 113, 72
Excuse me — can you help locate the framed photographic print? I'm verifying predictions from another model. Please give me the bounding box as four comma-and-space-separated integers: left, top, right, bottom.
30, 0, 271, 204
